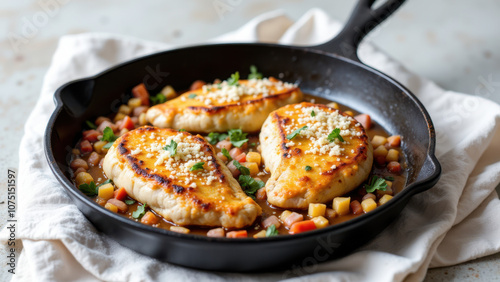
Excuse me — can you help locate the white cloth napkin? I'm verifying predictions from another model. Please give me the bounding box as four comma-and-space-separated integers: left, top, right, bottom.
3, 8, 500, 282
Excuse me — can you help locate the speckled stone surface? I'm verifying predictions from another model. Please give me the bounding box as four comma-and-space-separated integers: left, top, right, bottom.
1, 0, 499, 280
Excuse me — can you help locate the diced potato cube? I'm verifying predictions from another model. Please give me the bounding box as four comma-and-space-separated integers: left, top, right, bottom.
373, 145, 388, 158
246, 152, 261, 165
385, 180, 393, 188
161, 85, 177, 100
333, 197, 351, 216
311, 216, 329, 229
128, 97, 142, 108
327, 102, 340, 109
114, 112, 126, 122
98, 183, 114, 200
170, 226, 190, 234
344, 110, 354, 117
104, 203, 118, 213
325, 208, 337, 219
280, 210, 292, 222
139, 113, 147, 126
379, 194, 394, 205
242, 162, 259, 176
93, 140, 108, 154
75, 172, 94, 186
308, 203, 326, 217
371, 135, 388, 148
361, 198, 377, 213
118, 105, 132, 115
253, 230, 267, 238
386, 149, 399, 162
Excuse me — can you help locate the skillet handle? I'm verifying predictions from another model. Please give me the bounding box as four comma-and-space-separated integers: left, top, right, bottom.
312, 0, 406, 62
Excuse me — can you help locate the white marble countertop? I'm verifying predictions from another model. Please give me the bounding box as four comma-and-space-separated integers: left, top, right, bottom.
1, 0, 499, 281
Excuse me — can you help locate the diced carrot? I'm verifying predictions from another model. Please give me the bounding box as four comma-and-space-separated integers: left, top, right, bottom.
387, 135, 401, 147
120, 116, 135, 131
387, 161, 402, 174
226, 230, 247, 238
82, 130, 100, 142
114, 187, 128, 201
190, 80, 206, 91
354, 114, 372, 130
141, 211, 159, 225
289, 220, 317, 234
80, 140, 93, 154
132, 83, 150, 106
350, 200, 363, 215
235, 153, 246, 163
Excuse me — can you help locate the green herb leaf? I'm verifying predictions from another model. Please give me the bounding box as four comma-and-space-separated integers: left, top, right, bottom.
305, 165, 312, 171
178, 129, 186, 132
101, 127, 117, 142
207, 132, 228, 145
163, 140, 177, 156
250, 142, 256, 147
238, 175, 265, 198
150, 93, 167, 105
385, 176, 394, 181
227, 72, 240, 86
221, 148, 232, 161
365, 176, 388, 193
266, 224, 279, 237
125, 199, 136, 205
78, 181, 98, 196
98, 179, 112, 187
132, 204, 147, 219
190, 162, 205, 171
228, 129, 248, 147
327, 128, 344, 143
103, 142, 114, 149
248, 65, 263, 79
233, 160, 250, 175
85, 120, 97, 129
286, 126, 308, 140
311, 110, 316, 117
188, 93, 197, 99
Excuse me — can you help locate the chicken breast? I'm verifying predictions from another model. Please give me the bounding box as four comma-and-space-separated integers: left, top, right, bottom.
102, 126, 261, 228
146, 77, 303, 133
260, 102, 373, 209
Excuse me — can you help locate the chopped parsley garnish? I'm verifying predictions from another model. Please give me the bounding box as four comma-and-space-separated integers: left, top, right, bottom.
102, 126, 118, 149
233, 160, 250, 175
286, 126, 308, 140
132, 204, 147, 219
221, 148, 232, 161
207, 132, 228, 145
85, 120, 97, 129
266, 224, 279, 237
365, 176, 388, 193
78, 179, 112, 197
250, 142, 256, 147
125, 199, 136, 205
248, 65, 263, 79
150, 93, 167, 105
178, 129, 186, 132
190, 162, 205, 171
228, 129, 248, 147
163, 140, 177, 156
327, 128, 344, 143
238, 175, 265, 199
385, 176, 395, 181
311, 110, 316, 117
227, 72, 240, 86
305, 165, 312, 171
188, 93, 197, 99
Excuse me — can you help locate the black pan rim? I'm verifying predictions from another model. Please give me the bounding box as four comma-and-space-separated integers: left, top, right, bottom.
44, 42, 441, 244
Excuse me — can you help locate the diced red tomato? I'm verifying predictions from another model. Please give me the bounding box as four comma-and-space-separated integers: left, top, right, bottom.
190, 80, 206, 91
234, 153, 246, 163
132, 83, 150, 106
114, 187, 128, 201
226, 230, 247, 238
350, 200, 363, 215
387, 161, 402, 174
80, 140, 93, 154
354, 114, 372, 130
289, 220, 317, 234
82, 130, 100, 142
120, 116, 135, 131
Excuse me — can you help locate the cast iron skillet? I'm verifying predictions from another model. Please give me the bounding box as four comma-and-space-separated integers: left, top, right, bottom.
45, 0, 441, 272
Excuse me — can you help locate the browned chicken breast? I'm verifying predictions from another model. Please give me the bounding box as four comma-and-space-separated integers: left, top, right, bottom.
260, 102, 373, 209
146, 78, 303, 133
102, 126, 261, 228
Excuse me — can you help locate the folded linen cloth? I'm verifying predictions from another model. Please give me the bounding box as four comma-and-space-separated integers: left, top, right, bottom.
2, 8, 500, 282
